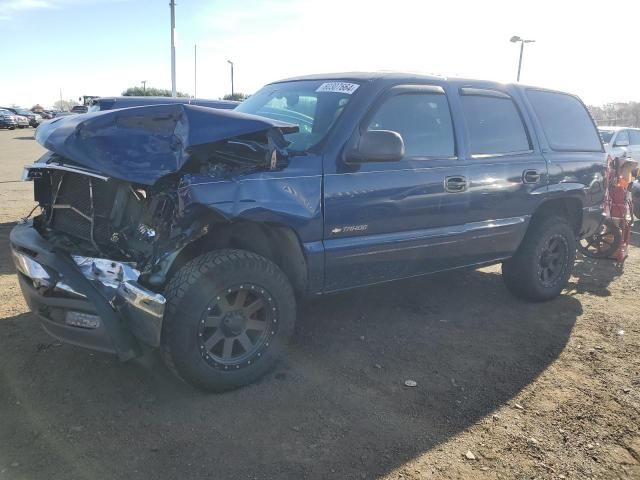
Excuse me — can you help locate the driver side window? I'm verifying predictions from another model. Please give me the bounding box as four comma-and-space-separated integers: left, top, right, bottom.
367, 92, 455, 158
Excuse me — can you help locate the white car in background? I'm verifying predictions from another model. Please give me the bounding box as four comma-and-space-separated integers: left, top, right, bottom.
598, 126, 640, 159
600, 127, 640, 219
14, 114, 30, 129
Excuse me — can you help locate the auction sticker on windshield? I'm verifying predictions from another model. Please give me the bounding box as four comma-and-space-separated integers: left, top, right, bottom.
316, 82, 360, 94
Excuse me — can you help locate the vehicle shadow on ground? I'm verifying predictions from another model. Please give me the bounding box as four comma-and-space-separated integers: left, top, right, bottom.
0, 261, 582, 480
0, 222, 17, 275
571, 255, 622, 297
571, 222, 639, 296
13, 136, 35, 141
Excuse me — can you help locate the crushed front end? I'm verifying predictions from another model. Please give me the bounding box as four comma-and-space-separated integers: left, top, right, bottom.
11, 163, 182, 358
10, 104, 297, 359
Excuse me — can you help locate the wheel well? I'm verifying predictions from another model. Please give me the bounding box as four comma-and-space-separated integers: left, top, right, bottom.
166, 220, 309, 297
531, 197, 583, 235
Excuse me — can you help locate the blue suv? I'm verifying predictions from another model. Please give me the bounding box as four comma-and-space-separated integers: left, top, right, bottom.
11, 72, 605, 391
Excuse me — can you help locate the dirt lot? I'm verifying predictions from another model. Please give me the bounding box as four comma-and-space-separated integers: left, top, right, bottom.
0, 128, 639, 480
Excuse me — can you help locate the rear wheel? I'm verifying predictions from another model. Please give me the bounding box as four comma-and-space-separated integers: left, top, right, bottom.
502, 216, 576, 301
161, 249, 296, 392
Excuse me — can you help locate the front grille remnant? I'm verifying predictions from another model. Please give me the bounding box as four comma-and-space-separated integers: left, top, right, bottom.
49, 172, 116, 245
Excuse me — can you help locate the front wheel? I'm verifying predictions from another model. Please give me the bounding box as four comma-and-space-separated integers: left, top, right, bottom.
502, 216, 576, 301
161, 249, 296, 392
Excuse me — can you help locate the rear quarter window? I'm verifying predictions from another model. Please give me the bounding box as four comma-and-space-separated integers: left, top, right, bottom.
459, 92, 531, 156
526, 90, 602, 152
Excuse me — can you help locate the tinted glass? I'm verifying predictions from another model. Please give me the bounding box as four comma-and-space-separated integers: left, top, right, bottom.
628, 130, 640, 145
460, 94, 530, 155
527, 90, 602, 151
236, 80, 358, 152
366, 93, 455, 157
599, 129, 615, 144
615, 130, 630, 146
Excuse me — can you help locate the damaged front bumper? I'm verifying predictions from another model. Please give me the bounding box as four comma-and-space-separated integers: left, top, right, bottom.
10, 222, 166, 360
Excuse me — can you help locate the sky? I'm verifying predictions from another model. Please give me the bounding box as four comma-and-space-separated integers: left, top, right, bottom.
1, 0, 638, 108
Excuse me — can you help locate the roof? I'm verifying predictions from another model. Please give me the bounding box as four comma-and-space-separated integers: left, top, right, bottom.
271, 71, 447, 84
266, 72, 585, 99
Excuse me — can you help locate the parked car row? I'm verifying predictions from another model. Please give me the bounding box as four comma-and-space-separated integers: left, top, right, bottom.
0, 108, 18, 129
0, 107, 42, 128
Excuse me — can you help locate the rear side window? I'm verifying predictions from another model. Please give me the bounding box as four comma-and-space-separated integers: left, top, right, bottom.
615, 130, 630, 146
629, 130, 640, 145
459, 93, 530, 156
366, 92, 455, 158
526, 90, 602, 152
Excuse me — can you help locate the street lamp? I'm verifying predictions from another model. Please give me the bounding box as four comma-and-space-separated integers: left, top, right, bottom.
510, 36, 535, 82
141, 80, 147, 95
169, 0, 176, 97
227, 60, 234, 97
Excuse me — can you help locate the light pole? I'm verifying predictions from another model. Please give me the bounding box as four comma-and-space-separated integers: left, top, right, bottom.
141, 80, 147, 95
170, 0, 176, 97
194, 44, 197, 98
510, 36, 535, 82
227, 60, 234, 98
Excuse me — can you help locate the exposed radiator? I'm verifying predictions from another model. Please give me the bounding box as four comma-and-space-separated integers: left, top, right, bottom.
49, 172, 116, 245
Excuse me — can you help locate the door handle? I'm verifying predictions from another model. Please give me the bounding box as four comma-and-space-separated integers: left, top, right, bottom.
522, 169, 541, 184
444, 175, 467, 193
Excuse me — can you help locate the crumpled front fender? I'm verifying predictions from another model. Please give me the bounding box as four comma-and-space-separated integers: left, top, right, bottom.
178, 155, 323, 242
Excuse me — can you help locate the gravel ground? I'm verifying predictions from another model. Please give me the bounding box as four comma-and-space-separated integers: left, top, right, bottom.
0, 128, 639, 480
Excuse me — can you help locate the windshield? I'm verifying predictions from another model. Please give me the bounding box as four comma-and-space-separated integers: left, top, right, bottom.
16, 109, 29, 115
599, 129, 615, 144
235, 80, 360, 152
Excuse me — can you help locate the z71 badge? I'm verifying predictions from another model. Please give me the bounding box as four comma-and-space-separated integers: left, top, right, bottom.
331, 224, 368, 234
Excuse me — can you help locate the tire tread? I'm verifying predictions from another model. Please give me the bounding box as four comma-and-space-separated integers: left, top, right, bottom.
161, 249, 295, 391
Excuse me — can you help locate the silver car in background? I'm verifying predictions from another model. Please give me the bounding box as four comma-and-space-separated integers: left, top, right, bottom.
598, 126, 640, 159
14, 114, 30, 129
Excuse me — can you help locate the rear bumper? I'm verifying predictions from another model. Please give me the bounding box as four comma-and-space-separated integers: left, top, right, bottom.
10, 222, 166, 360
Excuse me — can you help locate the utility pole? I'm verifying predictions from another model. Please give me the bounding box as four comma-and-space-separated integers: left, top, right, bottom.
141, 80, 147, 94
194, 44, 197, 98
227, 60, 234, 97
170, 0, 176, 97
59, 88, 63, 109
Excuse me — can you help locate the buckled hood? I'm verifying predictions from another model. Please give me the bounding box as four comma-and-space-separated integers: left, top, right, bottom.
35, 104, 298, 185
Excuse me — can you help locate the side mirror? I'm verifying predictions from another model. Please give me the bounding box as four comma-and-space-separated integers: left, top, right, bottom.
347, 130, 405, 163
615, 139, 629, 147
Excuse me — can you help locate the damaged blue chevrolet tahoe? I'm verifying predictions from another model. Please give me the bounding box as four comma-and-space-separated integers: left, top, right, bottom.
11, 73, 606, 391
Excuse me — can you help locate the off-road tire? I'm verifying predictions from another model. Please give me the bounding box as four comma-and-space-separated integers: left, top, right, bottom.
161, 249, 296, 392
502, 216, 576, 301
